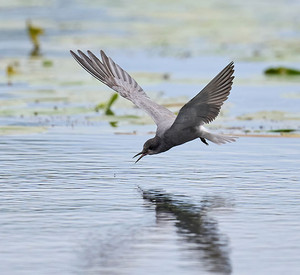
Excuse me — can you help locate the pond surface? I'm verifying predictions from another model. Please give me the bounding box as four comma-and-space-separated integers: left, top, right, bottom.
0, 0, 300, 274
0, 129, 299, 275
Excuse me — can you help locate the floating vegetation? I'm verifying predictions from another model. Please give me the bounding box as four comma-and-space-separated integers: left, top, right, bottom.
0, 126, 47, 135
237, 111, 300, 121
42, 60, 53, 67
95, 93, 119, 115
6, 64, 17, 76
268, 129, 296, 133
95, 104, 106, 112
6, 61, 19, 85
105, 94, 118, 115
264, 67, 300, 76
87, 114, 141, 128
0, 104, 92, 117
109, 121, 118, 127
27, 20, 44, 56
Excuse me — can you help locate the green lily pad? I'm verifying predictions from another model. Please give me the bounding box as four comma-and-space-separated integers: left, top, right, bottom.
237, 111, 300, 121
0, 126, 47, 135
268, 129, 296, 133
264, 67, 300, 76
42, 59, 53, 67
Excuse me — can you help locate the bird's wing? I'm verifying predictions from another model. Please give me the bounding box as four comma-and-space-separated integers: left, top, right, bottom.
164, 62, 234, 137
70, 50, 175, 130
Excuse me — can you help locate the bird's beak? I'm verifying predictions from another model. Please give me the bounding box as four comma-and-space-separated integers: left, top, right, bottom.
133, 151, 147, 163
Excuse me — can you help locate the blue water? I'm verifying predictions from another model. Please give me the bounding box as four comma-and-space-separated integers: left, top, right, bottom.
0, 129, 299, 274
1, 0, 300, 274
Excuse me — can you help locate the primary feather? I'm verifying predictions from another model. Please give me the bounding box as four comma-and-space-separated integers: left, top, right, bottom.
163, 62, 235, 146
70, 49, 236, 160
70, 50, 175, 134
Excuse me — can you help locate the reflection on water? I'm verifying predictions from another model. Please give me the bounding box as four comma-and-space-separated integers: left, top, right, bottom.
0, 132, 299, 274
140, 188, 232, 274
0, 0, 300, 274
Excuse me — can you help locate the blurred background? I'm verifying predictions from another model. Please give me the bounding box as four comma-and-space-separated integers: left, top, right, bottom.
1, 0, 299, 134
0, 1, 300, 275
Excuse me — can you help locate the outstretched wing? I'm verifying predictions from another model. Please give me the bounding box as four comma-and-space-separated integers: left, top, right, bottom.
165, 61, 234, 136
70, 50, 175, 131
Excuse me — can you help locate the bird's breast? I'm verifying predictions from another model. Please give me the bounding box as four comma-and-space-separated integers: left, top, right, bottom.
163, 127, 199, 149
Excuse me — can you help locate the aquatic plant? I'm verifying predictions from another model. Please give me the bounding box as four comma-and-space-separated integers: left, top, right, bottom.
0, 126, 47, 135
95, 93, 119, 115
6, 61, 19, 85
264, 67, 300, 76
26, 20, 44, 56
42, 60, 53, 67
268, 129, 296, 133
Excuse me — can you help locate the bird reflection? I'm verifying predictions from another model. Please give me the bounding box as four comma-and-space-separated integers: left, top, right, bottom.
139, 188, 232, 274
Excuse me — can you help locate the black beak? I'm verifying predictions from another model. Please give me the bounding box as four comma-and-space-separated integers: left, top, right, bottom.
133, 151, 147, 163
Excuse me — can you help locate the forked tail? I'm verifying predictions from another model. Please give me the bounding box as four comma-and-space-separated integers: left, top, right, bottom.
200, 128, 237, 145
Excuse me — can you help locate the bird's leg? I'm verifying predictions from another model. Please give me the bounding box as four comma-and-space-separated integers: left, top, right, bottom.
200, 137, 209, 146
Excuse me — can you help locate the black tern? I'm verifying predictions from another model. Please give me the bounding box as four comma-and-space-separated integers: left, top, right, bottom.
70, 50, 236, 162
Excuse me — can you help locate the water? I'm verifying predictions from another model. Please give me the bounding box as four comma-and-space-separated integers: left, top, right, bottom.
1, 0, 300, 274
0, 129, 299, 274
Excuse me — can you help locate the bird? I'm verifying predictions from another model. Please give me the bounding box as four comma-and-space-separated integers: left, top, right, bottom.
70, 50, 236, 163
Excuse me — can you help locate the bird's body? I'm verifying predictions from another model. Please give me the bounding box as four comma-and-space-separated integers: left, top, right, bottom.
70, 50, 236, 162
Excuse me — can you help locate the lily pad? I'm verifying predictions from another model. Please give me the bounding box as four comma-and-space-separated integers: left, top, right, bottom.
0, 125, 47, 135
42, 60, 53, 67
268, 129, 296, 133
264, 67, 300, 76
237, 111, 300, 121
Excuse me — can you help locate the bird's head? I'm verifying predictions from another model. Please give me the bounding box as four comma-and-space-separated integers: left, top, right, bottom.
133, 136, 161, 163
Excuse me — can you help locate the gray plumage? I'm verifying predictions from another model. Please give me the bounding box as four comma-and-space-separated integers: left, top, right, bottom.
70, 50, 236, 162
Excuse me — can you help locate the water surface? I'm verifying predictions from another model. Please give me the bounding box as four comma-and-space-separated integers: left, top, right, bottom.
0, 129, 299, 274
0, 1, 300, 274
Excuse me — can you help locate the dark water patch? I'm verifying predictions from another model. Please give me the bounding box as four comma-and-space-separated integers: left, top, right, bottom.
139, 188, 232, 274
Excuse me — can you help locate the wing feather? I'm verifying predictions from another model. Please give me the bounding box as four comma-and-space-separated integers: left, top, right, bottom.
166, 62, 234, 133
70, 50, 175, 130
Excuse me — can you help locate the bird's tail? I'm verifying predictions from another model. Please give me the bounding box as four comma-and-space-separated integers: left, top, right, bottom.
200, 128, 237, 145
